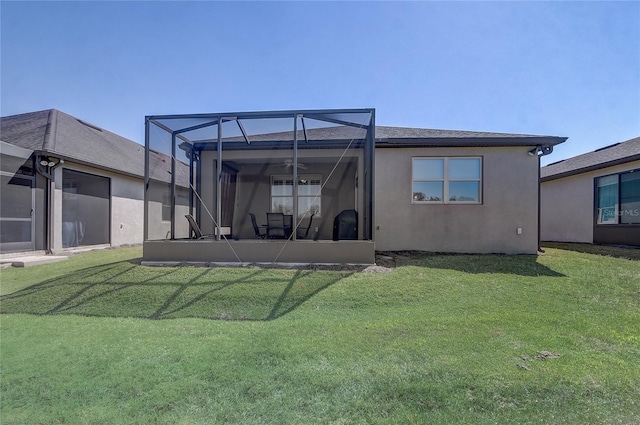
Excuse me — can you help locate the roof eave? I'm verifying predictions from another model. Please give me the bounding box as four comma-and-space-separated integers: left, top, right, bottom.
375, 136, 567, 148
34, 149, 143, 180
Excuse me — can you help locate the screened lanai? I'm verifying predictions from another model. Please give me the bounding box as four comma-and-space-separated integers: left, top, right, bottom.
143, 108, 375, 264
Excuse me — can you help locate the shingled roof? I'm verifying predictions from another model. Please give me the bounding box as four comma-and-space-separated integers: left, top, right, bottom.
2, 109, 568, 178
541, 136, 640, 182
188, 123, 566, 149
1, 109, 146, 178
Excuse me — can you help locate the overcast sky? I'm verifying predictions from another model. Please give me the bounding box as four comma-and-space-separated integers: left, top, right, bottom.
2, 1, 638, 165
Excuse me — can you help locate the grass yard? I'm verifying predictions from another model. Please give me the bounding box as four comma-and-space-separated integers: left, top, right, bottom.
1, 245, 639, 424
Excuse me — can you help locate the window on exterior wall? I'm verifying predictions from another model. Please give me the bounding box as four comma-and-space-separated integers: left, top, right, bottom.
596, 175, 618, 224
412, 157, 482, 203
271, 175, 321, 218
621, 172, 640, 224
596, 169, 640, 225
162, 193, 171, 222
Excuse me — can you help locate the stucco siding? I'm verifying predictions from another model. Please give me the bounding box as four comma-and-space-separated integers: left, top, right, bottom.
112, 196, 143, 245
540, 175, 593, 243
540, 160, 640, 243
111, 173, 144, 246
375, 146, 539, 254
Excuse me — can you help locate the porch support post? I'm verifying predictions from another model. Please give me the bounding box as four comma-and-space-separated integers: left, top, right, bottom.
292, 115, 299, 240
170, 132, 176, 240
144, 117, 150, 241
216, 120, 222, 241
365, 109, 375, 241
188, 146, 194, 238
196, 149, 202, 228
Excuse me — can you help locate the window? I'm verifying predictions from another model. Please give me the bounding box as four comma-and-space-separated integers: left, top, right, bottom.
162, 193, 171, 222
620, 171, 640, 224
412, 157, 481, 203
597, 169, 640, 224
596, 175, 618, 224
271, 174, 321, 217
162, 191, 188, 222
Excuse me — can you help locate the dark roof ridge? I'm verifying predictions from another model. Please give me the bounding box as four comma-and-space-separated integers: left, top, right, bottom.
43, 109, 58, 151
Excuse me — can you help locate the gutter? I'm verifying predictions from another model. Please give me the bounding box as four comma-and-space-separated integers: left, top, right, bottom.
375, 136, 568, 149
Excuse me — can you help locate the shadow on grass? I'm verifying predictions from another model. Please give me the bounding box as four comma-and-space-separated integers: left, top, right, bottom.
542, 242, 640, 261
377, 251, 564, 277
0, 260, 353, 321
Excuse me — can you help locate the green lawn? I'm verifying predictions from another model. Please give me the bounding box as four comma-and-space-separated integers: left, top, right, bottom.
1, 245, 638, 424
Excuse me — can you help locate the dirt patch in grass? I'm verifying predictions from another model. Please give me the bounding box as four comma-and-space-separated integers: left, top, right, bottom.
361, 264, 393, 274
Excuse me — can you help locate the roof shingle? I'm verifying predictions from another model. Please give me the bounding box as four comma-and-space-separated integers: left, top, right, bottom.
1, 109, 146, 178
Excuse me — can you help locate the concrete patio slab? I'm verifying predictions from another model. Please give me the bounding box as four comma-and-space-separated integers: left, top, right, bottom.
0, 255, 68, 268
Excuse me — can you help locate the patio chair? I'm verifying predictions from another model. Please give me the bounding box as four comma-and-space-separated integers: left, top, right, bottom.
296, 213, 315, 239
185, 214, 215, 239
249, 213, 266, 239
266, 212, 286, 239
283, 214, 293, 238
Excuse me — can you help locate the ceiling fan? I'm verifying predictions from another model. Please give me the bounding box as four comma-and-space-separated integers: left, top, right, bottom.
270, 159, 307, 169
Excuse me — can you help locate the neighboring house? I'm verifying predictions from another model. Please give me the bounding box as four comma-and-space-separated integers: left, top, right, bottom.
540, 137, 640, 246
0, 109, 185, 254
2, 108, 567, 261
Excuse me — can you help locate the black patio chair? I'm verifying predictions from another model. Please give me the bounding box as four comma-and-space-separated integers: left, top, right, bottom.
284, 214, 293, 238
296, 213, 315, 239
249, 213, 266, 239
266, 212, 286, 239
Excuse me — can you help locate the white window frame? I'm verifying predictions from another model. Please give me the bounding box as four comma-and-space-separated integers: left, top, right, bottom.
412, 157, 482, 204
271, 174, 322, 218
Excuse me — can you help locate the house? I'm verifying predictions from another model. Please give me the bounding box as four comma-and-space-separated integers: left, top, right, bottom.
0, 109, 182, 254
142, 108, 567, 264
2, 108, 567, 261
540, 137, 640, 246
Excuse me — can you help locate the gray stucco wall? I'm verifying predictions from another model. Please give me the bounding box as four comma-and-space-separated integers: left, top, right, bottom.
540, 174, 593, 243
375, 146, 539, 254
111, 173, 145, 246
540, 160, 640, 243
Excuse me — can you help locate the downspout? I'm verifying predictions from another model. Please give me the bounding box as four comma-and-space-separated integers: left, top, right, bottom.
535, 146, 554, 253
35, 153, 64, 254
